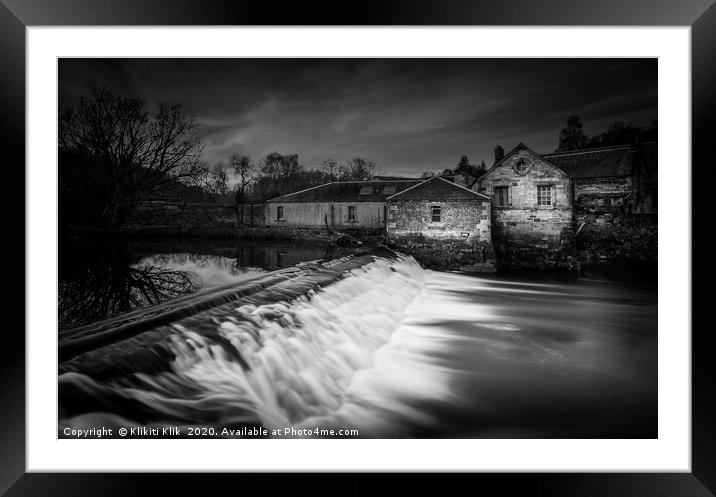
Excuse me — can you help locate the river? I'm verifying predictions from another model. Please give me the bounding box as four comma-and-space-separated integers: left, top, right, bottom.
58, 238, 657, 438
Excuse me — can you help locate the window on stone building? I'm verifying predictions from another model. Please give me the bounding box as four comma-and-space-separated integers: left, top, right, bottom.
276, 206, 284, 220
537, 185, 553, 206
431, 205, 441, 223
494, 186, 509, 207
382, 185, 396, 195
348, 205, 356, 222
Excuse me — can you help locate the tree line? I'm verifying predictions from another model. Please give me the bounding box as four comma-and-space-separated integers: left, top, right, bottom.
200, 154, 382, 202
59, 86, 657, 229
556, 115, 657, 152
59, 86, 383, 228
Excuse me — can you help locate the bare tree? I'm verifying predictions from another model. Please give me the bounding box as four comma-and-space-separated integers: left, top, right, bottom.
200, 161, 231, 196
319, 158, 342, 181
342, 157, 381, 180
259, 152, 303, 180
231, 154, 255, 203
59, 85, 203, 226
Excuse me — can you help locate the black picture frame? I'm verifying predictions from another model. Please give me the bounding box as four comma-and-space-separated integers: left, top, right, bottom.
1, 1, 712, 495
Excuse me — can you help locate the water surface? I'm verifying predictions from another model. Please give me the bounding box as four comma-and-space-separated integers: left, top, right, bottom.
58, 239, 657, 438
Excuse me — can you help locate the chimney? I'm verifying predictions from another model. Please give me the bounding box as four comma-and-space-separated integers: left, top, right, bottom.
494, 145, 504, 164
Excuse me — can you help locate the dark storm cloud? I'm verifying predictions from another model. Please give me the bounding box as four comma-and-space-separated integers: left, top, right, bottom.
58, 58, 657, 176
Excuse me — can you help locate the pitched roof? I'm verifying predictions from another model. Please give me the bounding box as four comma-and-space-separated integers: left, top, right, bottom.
265, 180, 423, 203
387, 176, 490, 201
478, 143, 547, 180
541, 145, 634, 179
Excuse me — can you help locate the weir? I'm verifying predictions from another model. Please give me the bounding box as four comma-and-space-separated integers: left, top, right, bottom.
57, 246, 656, 438
59, 248, 452, 436
59, 246, 398, 364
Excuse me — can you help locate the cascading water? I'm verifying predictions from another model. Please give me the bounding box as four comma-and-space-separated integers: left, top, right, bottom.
59, 252, 657, 438
60, 255, 461, 437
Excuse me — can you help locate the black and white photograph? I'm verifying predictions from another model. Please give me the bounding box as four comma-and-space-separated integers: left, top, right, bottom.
57, 57, 658, 440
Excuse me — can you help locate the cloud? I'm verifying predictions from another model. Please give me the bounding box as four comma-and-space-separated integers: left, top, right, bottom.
59, 58, 657, 176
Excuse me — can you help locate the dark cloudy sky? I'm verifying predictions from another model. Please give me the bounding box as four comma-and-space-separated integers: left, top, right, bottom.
59, 58, 657, 177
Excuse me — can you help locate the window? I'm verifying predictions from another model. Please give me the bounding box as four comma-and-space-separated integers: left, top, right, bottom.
359, 186, 373, 196
513, 158, 532, 175
348, 205, 356, 222
431, 205, 441, 223
494, 186, 509, 207
382, 185, 396, 195
537, 185, 553, 206
276, 206, 284, 220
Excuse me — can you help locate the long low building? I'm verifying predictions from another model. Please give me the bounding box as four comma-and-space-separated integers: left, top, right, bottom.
265, 180, 422, 229
265, 176, 493, 245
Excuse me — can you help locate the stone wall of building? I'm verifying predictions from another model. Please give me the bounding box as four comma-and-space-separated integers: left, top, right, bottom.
572, 177, 632, 209
478, 146, 575, 268
490, 207, 575, 269
265, 201, 387, 229
237, 204, 267, 226
386, 199, 488, 242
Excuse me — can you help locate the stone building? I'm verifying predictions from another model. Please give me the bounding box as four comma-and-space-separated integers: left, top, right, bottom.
476, 142, 658, 265
542, 141, 657, 216
264, 180, 421, 229
386, 175, 491, 243
476, 143, 572, 253
264, 176, 493, 247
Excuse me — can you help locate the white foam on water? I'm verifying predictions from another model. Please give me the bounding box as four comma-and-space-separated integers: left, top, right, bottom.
136, 253, 266, 288
164, 255, 465, 436
60, 255, 500, 437
59, 254, 657, 438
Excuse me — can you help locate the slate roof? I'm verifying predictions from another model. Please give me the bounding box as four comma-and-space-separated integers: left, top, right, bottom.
542, 145, 634, 179
266, 180, 423, 203
387, 176, 490, 201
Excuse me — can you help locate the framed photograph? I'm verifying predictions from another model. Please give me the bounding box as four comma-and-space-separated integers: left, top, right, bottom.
3, 0, 713, 495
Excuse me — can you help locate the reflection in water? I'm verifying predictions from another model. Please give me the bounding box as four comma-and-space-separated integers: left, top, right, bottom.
58, 252, 657, 438
58, 239, 333, 330
136, 253, 266, 288
59, 244, 199, 330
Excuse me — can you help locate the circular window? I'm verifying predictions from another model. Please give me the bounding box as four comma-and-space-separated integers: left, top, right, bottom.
513, 158, 532, 175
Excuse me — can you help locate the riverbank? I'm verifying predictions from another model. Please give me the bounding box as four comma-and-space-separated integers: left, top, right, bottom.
62, 224, 386, 244
62, 223, 657, 273
387, 234, 497, 273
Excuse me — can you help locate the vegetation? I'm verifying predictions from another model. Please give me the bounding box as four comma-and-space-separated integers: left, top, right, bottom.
421, 156, 487, 181
59, 85, 384, 230
59, 86, 204, 227
556, 115, 657, 152
454, 155, 487, 178
576, 216, 658, 264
